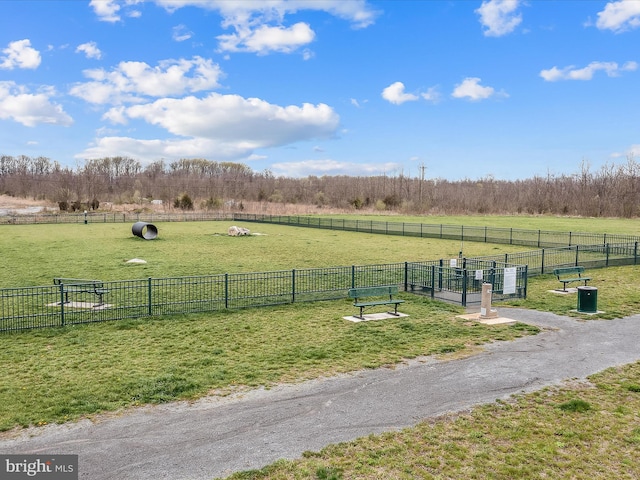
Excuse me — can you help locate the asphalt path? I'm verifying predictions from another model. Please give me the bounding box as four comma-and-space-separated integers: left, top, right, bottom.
1, 308, 640, 479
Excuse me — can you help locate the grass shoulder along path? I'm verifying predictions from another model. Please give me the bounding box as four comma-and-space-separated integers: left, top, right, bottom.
0, 295, 538, 432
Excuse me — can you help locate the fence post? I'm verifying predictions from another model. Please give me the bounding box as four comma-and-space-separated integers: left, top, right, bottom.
292, 269, 296, 303
491, 261, 496, 287
225, 273, 229, 309
541, 249, 545, 275
59, 283, 65, 327
461, 269, 468, 307
404, 262, 408, 292
430, 265, 435, 299
351, 265, 356, 288
148, 278, 152, 316
510, 228, 513, 245
635, 242, 638, 265
575, 245, 579, 266
606, 243, 610, 267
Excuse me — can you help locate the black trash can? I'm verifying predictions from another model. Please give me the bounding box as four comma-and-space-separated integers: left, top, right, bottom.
577, 286, 598, 313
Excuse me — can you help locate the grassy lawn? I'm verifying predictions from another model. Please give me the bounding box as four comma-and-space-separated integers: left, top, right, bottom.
504, 263, 640, 320
339, 213, 640, 236
0, 221, 526, 288
0, 296, 538, 432
2, 215, 640, 479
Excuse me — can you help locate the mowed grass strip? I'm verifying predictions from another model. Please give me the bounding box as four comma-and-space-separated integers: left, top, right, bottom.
0, 296, 538, 432
222, 362, 640, 480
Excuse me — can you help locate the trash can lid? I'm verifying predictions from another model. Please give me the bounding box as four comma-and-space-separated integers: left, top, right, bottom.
577, 286, 597, 290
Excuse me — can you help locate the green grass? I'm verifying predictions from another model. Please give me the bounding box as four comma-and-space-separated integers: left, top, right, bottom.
223, 362, 640, 479
0, 221, 527, 288
0, 296, 538, 431
504, 264, 640, 320
336, 213, 640, 235
2, 214, 640, 479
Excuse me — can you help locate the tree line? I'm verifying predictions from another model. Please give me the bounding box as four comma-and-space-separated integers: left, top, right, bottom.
1, 154, 640, 217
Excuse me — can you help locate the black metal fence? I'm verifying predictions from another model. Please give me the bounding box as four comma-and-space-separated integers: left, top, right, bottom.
0, 261, 527, 333
0, 211, 233, 225
3, 211, 639, 249
3, 213, 639, 333
234, 214, 640, 247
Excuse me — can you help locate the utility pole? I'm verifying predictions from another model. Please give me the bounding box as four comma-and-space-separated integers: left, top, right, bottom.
419, 162, 427, 204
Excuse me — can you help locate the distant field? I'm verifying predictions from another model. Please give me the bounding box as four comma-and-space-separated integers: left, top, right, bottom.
0, 220, 531, 288
334, 213, 640, 236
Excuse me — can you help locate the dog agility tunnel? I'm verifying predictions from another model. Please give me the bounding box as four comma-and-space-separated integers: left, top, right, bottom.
132, 221, 158, 240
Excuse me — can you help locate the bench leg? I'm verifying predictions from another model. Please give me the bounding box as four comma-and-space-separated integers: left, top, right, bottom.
387, 303, 400, 316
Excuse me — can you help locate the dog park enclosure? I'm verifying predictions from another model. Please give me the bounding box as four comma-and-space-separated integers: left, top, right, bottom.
2, 214, 639, 332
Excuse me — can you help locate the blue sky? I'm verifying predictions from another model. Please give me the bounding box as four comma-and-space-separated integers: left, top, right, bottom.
1, 0, 639, 180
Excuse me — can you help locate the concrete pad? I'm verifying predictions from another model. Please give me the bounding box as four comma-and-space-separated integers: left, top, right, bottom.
549, 288, 577, 295
457, 312, 518, 325
343, 312, 409, 323
47, 302, 112, 310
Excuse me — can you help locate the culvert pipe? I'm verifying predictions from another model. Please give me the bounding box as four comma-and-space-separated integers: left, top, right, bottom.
132, 221, 158, 240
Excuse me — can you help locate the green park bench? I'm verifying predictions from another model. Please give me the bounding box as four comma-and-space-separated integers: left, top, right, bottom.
348, 285, 404, 320
552, 266, 592, 292
53, 278, 109, 306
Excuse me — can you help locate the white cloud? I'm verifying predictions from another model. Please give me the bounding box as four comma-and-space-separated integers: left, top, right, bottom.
0, 82, 73, 127
218, 22, 315, 55
90, 0, 121, 22
382, 82, 418, 105
94, 1, 378, 54
451, 77, 504, 101
69, 56, 223, 104
121, 93, 339, 142
0, 39, 41, 70
596, 1, 640, 32
90, 0, 144, 22
76, 41, 102, 59
476, 0, 523, 37
421, 86, 442, 103
540, 61, 638, 81
155, 0, 379, 28
82, 93, 339, 163
172, 24, 193, 42
270, 159, 400, 177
